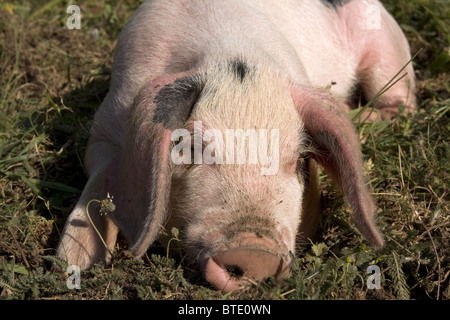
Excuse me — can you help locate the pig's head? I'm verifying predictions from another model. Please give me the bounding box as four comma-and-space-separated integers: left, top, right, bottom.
105, 61, 384, 292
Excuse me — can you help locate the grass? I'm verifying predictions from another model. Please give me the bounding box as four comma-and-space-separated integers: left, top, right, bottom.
0, 0, 448, 300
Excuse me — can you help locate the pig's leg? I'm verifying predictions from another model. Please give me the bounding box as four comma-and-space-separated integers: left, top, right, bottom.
57, 138, 119, 269
351, 1, 416, 120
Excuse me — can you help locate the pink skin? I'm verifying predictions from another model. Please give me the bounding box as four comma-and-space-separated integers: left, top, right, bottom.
57, 0, 415, 289
291, 85, 384, 248
203, 235, 288, 292
106, 71, 198, 257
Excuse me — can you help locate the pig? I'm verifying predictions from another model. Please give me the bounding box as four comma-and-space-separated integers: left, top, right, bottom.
57, 0, 416, 292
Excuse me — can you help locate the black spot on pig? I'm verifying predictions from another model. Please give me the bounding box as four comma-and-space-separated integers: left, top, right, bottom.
230, 59, 250, 83
320, 0, 353, 9
153, 76, 203, 130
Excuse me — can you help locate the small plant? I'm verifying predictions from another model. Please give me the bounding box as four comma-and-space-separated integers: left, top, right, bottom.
85, 193, 116, 258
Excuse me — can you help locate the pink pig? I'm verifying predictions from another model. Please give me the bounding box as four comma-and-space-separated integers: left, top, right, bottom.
57, 0, 416, 292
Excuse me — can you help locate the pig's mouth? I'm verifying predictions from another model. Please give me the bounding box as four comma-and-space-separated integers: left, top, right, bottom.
202, 242, 290, 292
184, 214, 294, 291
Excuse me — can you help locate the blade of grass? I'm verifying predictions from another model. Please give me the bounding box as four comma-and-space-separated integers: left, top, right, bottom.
26, 0, 65, 21
351, 49, 422, 122
28, 179, 80, 193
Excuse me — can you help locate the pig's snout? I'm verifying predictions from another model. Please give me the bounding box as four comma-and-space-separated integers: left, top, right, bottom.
204, 243, 288, 292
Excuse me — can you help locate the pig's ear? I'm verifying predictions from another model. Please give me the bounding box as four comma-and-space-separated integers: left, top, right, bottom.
106, 72, 203, 256
291, 85, 384, 248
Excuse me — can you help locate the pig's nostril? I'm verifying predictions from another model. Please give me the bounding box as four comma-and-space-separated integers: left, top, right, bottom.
204, 242, 290, 292
224, 264, 245, 278
214, 245, 285, 282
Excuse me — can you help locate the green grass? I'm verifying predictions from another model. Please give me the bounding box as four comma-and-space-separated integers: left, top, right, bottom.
0, 0, 448, 300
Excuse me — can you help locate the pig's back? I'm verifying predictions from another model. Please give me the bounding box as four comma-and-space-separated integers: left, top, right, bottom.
95, 0, 357, 145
